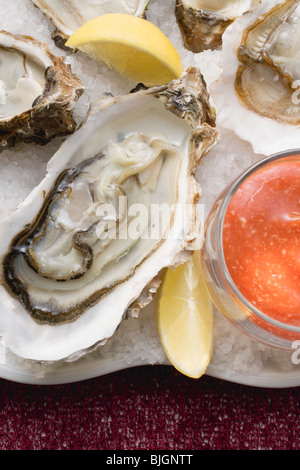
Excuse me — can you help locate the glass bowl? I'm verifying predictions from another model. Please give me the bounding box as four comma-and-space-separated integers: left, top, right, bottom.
200, 150, 300, 350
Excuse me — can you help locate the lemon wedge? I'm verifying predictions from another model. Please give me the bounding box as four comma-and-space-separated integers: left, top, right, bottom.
157, 251, 214, 379
65, 14, 184, 86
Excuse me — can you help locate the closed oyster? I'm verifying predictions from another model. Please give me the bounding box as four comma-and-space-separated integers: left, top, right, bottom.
210, 0, 300, 155
175, 0, 253, 52
0, 67, 218, 363
31, 0, 150, 49
0, 30, 84, 147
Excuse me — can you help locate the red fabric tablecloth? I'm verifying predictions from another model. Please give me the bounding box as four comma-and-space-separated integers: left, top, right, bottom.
0, 365, 299, 451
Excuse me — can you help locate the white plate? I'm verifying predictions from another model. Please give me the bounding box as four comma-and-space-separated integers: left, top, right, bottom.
1, 351, 300, 388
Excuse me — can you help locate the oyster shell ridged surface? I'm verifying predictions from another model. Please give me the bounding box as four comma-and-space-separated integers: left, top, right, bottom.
0, 68, 218, 363
0, 30, 84, 147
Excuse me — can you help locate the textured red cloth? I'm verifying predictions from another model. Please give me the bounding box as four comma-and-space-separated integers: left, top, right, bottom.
0, 365, 299, 450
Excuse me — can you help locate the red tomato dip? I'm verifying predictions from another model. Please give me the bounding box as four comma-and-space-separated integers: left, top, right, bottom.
223, 157, 300, 326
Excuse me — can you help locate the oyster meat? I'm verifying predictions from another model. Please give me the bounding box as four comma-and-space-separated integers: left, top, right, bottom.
175, 0, 254, 52
210, 0, 300, 155
0, 30, 83, 147
31, 0, 150, 48
0, 68, 218, 363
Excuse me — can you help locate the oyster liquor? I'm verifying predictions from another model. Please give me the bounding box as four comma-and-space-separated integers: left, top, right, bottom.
106, 454, 193, 467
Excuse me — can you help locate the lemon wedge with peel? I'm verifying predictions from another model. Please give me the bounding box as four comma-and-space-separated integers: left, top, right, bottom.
65, 14, 183, 87
157, 251, 214, 379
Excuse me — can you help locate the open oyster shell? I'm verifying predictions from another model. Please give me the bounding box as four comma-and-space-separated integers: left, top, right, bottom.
175, 0, 254, 52
210, 0, 300, 155
0, 67, 218, 363
0, 30, 84, 147
30, 0, 150, 49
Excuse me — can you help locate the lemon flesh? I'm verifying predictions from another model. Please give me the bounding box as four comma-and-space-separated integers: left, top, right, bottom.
157, 251, 214, 379
65, 14, 183, 86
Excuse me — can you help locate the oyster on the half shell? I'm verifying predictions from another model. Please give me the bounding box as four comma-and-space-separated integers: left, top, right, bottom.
175, 0, 254, 52
210, 0, 300, 155
31, 0, 150, 48
0, 67, 218, 363
0, 30, 84, 147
